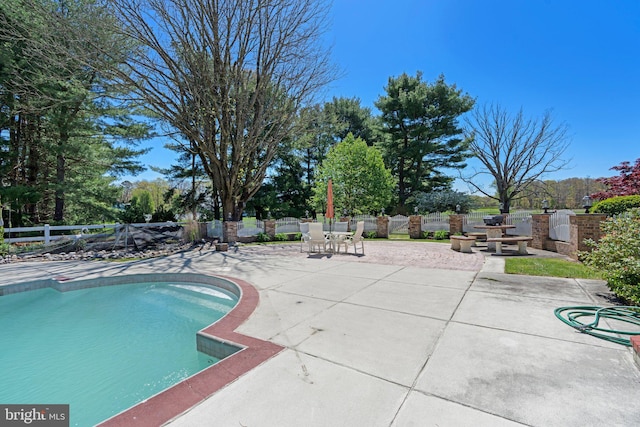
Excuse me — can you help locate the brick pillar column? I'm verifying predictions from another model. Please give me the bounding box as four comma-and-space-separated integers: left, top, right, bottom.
570, 214, 606, 258
408, 215, 422, 239
223, 221, 238, 244
531, 214, 550, 250
377, 216, 389, 238
264, 219, 276, 239
449, 214, 464, 235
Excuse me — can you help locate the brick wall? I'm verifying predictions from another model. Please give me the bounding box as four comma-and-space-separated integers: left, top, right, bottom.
376, 216, 389, 238
223, 221, 238, 244
409, 215, 422, 239
449, 215, 464, 235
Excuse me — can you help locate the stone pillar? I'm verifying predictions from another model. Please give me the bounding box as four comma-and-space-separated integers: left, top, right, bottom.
223, 221, 238, 244
570, 214, 606, 258
264, 219, 276, 239
449, 214, 464, 236
408, 215, 422, 239
531, 214, 550, 250
376, 216, 389, 238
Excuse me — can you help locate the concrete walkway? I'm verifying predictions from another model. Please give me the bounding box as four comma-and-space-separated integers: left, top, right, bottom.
1, 242, 639, 426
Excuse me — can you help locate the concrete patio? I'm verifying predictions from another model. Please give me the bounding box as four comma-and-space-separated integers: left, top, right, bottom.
1, 241, 639, 426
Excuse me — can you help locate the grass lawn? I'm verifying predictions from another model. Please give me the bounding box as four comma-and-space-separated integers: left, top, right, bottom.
504, 257, 603, 279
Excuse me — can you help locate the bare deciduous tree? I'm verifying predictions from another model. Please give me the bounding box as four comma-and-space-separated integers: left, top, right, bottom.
103, 0, 335, 220
461, 104, 571, 213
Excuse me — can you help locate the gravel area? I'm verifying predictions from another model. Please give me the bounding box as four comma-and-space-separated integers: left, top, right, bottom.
234, 240, 486, 271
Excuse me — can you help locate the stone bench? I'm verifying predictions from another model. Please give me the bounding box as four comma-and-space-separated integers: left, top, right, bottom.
450, 235, 476, 253
465, 232, 487, 246
486, 236, 533, 255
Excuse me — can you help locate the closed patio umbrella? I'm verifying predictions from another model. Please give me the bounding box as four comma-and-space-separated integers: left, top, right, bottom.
326, 179, 334, 231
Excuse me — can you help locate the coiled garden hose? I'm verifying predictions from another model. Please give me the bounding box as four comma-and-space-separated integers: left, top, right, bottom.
554, 306, 640, 346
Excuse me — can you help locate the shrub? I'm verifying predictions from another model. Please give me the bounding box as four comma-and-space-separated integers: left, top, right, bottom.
152, 206, 176, 222
256, 232, 271, 242
591, 195, 640, 216
0, 242, 10, 256
433, 230, 449, 240
581, 208, 640, 304
274, 233, 288, 241
365, 231, 377, 239
293, 232, 302, 241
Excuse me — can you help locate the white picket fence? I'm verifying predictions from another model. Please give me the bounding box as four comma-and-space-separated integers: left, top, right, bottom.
462, 212, 486, 233
505, 211, 534, 236
275, 217, 301, 233
350, 215, 378, 232
207, 220, 223, 238
421, 212, 450, 232
238, 218, 265, 237
5, 210, 561, 243
389, 215, 409, 234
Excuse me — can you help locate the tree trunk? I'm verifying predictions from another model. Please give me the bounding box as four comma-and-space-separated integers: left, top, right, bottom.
54, 130, 67, 222
398, 135, 408, 209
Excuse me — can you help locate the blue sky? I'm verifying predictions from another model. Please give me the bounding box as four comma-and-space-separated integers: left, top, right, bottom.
126, 0, 640, 193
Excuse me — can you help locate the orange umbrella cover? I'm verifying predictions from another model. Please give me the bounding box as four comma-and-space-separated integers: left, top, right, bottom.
326, 179, 334, 219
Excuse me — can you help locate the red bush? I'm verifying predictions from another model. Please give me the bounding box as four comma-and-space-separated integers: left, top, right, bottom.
592, 158, 640, 200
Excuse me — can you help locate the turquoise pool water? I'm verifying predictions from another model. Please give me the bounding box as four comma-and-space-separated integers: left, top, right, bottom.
0, 281, 238, 427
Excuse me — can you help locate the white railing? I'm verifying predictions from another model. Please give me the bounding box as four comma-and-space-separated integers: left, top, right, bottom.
389, 214, 409, 234
207, 220, 223, 238
462, 212, 486, 233
238, 218, 264, 237
350, 214, 377, 232
275, 217, 301, 233
505, 210, 534, 236
549, 209, 575, 242
421, 212, 450, 232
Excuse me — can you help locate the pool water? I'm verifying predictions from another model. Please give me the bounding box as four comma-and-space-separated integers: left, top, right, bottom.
0, 281, 238, 427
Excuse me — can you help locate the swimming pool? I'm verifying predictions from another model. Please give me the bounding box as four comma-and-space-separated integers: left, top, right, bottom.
0, 276, 239, 427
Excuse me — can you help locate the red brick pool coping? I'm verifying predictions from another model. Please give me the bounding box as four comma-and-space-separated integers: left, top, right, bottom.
99, 275, 284, 427
632, 335, 640, 368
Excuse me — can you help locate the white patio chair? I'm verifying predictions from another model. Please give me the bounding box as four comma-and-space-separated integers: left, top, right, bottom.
299, 222, 310, 252
307, 222, 328, 253
336, 221, 365, 254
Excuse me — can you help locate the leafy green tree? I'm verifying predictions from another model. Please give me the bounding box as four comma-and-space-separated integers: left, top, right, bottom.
375, 72, 474, 212
249, 136, 313, 219
324, 97, 377, 145
408, 190, 471, 214
313, 134, 394, 215
131, 189, 155, 216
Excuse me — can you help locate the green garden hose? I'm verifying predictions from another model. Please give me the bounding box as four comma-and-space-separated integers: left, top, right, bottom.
554, 306, 640, 346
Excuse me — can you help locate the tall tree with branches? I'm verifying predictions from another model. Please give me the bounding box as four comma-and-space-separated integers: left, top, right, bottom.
376, 72, 474, 212
0, 0, 150, 224
102, 0, 335, 220
461, 104, 570, 213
